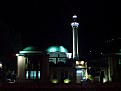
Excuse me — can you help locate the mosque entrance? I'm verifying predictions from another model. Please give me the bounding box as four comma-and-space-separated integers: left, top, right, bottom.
76, 69, 85, 83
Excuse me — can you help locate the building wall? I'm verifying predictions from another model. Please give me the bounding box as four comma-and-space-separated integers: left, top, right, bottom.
41, 54, 49, 82
107, 54, 121, 82
49, 67, 74, 83
100, 67, 108, 83
17, 52, 49, 82
17, 56, 26, 80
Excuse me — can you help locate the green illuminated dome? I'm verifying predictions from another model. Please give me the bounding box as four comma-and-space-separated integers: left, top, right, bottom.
46, 46, 68, 53
23, 46, 37, 51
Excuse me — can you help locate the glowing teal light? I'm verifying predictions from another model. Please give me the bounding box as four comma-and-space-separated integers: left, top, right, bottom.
26, 71, 29, 79
30, 71, 36, 79
23, 46, 36, 51
46, 46, 68, 53
59, 46, 67, 52
48, 46, 57, 52
38, 71, 40, 79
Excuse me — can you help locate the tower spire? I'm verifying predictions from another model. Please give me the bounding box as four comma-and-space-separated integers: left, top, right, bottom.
71, 15, 79, 60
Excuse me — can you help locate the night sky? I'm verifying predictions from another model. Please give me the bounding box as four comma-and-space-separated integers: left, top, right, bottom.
0, 0, 121, 61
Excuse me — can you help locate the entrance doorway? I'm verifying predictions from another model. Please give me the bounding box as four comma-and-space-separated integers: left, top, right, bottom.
76, 69, 85, 83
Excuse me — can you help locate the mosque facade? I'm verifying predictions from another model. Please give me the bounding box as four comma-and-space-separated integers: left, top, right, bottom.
16, 46, 88, 83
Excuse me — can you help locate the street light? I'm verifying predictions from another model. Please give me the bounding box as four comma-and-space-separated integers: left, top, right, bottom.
0, 62, 2, 68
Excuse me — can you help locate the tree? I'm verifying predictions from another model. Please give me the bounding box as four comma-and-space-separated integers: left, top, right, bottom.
88, 66, 100, 78
0, 66, 8, 82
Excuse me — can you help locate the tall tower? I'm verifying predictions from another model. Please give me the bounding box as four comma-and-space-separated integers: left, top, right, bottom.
71, 15, 79, 60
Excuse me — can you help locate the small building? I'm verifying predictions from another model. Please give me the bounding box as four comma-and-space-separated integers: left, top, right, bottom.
106, 52, 121, 82
16, 46, 49, 83
88, 58, 108, 83
88, 50, 121, 83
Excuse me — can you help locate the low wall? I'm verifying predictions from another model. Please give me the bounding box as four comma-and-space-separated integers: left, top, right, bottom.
0, 83, 121, 91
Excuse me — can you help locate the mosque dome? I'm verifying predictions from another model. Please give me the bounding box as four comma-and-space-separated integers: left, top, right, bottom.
19, 46, 43, 54
23, 46, 37, 51
46, 46, 68, 53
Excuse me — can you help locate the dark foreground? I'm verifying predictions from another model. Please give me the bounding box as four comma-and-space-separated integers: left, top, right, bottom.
1, 82, 121, 91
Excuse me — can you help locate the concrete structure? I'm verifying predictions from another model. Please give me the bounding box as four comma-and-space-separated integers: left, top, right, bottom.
71, 15, 79, 60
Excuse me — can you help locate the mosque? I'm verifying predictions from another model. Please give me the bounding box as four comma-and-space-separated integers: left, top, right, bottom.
16, 45, 88, 83
16, 15, 88, 83
15, 15, 121, 83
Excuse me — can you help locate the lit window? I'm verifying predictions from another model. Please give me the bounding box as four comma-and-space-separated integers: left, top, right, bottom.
76, 61, 84, 65
26, 71, 29, 79
77, 70, 83, 74
38, 71, 40, 79
26, 71, 40, 79
76, 61, 79, 65
30, 71, 36, 79
80, 61, 84, 65
49, 58, 56, 64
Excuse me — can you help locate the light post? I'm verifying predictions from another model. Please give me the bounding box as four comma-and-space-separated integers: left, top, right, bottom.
0, 62, 2, 68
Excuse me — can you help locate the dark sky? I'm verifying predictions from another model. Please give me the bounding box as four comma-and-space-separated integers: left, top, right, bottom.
0, 0, 121, 60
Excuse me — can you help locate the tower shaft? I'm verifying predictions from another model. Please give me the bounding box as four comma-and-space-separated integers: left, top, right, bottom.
71, 16, 79, 60
72, 26, 79, 60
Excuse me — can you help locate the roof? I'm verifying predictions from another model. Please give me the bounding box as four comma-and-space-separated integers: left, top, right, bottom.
23, 46, 38, 51
46, 46, 68, 53
19, 46, 43, 54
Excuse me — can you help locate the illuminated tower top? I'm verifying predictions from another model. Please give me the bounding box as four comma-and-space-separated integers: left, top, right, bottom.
73, 15, 77, 21
71, 15, 79, 27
